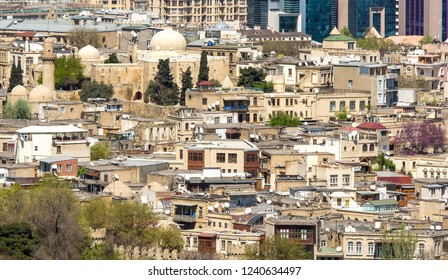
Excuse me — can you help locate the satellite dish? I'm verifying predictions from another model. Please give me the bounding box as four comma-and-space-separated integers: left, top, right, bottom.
90, 162, 95, 166
200, 174, 205, 181
269, 189, 274, 193
244, 208, 252, 214
12, 135, 18, 141
51, 164, 57, 169
370, 184, 376, 191
350, 227, 356, 232
224, 202, 230, 208
208, 206, 214, 211
266, 200, 272, 205
296, 202, 301, 208
436, 225, 442, 231
385, 151, 390, 156
113, 174, 120, 181
96, 17, 102, 23
347, 114, 352, 119
313, 88, 319, 93
298, 62, 302, 66
131, 30, 137, 37
77, 123, 83, 128
430, 225, 435, 230
336, 246, 342, 252
164, 209, 170, 215
256, 197, 262, 203
214, 101, 220, 106
304, 121, 308, 126
214, 203, 219, 209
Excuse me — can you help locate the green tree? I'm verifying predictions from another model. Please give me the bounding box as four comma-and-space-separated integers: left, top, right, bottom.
79, 80, 114, 102
269, 111, 301, 126
180, 66, 193, 106
238, 67, 266, 87
104, 53, 120, 64
198, 50, 209, 82
144, 59, 179, 106
7, 63, 23, 92
340, 26, 353, 37
0, 223, 39, 260
243, 236, 312, 260
357, 36, 400, 52
2, 100, 32, 120
157, 227, 184, 251
90, 142, 110, 160
381, 226, 417, 260
55, 56, 84, 90
81, 243, 121, 260
374, 153, 396, 171
68, 27, 102, 49
419, 34, 433, 46
335, 109, 348, 121
0, 184, 27, 224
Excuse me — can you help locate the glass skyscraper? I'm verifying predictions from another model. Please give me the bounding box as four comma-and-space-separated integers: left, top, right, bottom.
305, 0, 338, 42
247, 0, 269, 29
354, 0, 397, 38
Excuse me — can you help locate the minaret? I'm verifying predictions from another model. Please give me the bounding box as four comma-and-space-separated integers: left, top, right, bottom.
42, 38, 56, 92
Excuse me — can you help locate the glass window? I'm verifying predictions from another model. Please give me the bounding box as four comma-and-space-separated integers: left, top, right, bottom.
418, 243, 425, 257
368, 242, 374, 255
329, 101, 336, 112
356, 242, 362, 255
348, 80, 353, 88
350, 100, 356, 110
340, 101, 346, 111
360, 101, 366, 110
66, 164, 72, 172
348, 242, 354, 254
228, 153, 237, 163
330, 175, 338, 186
216, 153, 225, 163
342, 174, 350, 186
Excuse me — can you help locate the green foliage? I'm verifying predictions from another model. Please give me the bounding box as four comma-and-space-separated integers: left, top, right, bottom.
104, 53, 120, 64
335, 109, 348, 121
55, 56, 84, 90
340, 26, 353, 37
381, 226, 417, 260
90, 142, 110, 161
0, 184, 27, 224
374, 153, 396, 171
81, 243, 121, 260
68, 27, 102, 49
198, 50, 209, 82
144, 59, 179, 106
238, 67, 267, 87
3, 100, 32, 119
77, 166, 88, 177
269, 111, 301, 127
243, 236, 312, 260
7, 63, 23, 92
253, 81, 274, 93
0, 223, 39, 260
180, 66, 193, 106
79, 80, 114, 102
357, 36, 400, 52
157, 227, 184, 251
419, 35, 433, 46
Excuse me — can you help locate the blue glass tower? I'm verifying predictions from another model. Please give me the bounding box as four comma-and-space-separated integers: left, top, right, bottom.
305, 0, 338, 42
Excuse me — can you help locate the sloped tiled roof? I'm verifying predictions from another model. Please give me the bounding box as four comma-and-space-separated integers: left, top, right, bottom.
357, 122, 386, 130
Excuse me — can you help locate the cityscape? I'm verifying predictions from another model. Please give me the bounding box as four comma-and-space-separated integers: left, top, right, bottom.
0, 0, 448, 261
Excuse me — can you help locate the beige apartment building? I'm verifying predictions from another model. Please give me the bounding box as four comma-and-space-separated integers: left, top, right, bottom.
149, 0, 248, 27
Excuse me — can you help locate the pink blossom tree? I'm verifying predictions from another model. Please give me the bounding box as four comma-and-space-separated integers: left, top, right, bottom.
395, 121, 446, 154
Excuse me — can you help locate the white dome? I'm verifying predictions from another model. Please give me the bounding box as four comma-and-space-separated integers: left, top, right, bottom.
29, 85, 53, 102
10, 85, 28, 96
149, 28, 186, 52
78, 44, 100, 60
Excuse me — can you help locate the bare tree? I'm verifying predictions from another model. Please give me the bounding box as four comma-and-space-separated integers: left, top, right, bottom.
68, 27, 102, 49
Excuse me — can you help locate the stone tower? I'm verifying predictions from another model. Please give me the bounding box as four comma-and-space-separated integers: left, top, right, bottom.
42, 38, 56, 92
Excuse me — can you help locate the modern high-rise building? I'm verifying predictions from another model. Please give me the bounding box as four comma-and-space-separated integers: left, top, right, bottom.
305, 0, 338, 42
338, 0, 398, 38
247, 0, 269, 29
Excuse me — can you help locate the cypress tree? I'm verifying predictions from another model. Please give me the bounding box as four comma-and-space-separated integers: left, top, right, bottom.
197, 51, 209, 82
144, 59, 179, 106
180, 67, 193, 106
7, 63, 23, 92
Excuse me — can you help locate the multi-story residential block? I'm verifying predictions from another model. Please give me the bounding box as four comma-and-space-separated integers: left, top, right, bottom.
14, 125, 91, 163
38, 155, 78, 179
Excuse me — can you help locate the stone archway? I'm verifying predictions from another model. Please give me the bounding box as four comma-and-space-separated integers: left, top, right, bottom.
134, 91, 143, 101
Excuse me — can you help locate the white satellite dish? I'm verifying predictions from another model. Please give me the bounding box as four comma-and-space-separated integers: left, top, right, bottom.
200, 174, 205, 181
256, 197, 262, 203
336, 247, 342, 252
208, 206, 214, 211
296, 202, 301, 208
214, 203, 219, 209
12, 135, 17, 141
51, 164, 57, 169
269, 188, 274, 193
430, 225, 435, 230
385, 151, 390, 156
436, 225, 442, 231
313, 88, 319, 93
164, 209, 170, 215
266, 200, 272, 205
131, 30, 137, 37
224, 202, 230, 208
350, 227, 356, 232
347, 114, 352, 119
370, 184, 376, 191
77, 123, 83, 128
214, 101, 220, 106
113, 174, 120, 181
244, 208, 252, 214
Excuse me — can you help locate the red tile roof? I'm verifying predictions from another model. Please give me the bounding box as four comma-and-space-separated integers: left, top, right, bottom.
357, 122, 386, 130
340, 126, 361, 131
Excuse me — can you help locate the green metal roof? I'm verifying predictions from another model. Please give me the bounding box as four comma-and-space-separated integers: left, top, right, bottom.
365, 199, 398, 207
323, 34, 355, 42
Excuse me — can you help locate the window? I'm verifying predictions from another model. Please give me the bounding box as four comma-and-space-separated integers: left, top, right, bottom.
350, 100, 356, 110
356, 242, 362, 255
202, 98, 207, 105
193, 237, 198, 247
320, 240, 327, 247
253, 97, 257, 106
60, 107, 65, 114
57, 165, 62, 172
359, 101, 366, 110
279, 228, 289, 238
34, 146, 38, 151
56, 146, 62, 154
340, 101, 346, 111
179, 149, 183, 160
301, 229, 307, 240
227, 116, 233, 123
288, 68, 292, 77
418, 243, 425, 257
228, 153, 237, 163
342, 174, 350, 186
329, 101, 336, 112
66, 164, 72, 172
368, 242, 374, 255
348, 80, 353, 88
369, 143, 375, 151
222, 240, 226, 250
362, 144, 368, 152
216, 153, 225, 163
348, 242, 354, 254
245, 153, 258, 162
214, 117, 220, 124
330, 175, 338, 186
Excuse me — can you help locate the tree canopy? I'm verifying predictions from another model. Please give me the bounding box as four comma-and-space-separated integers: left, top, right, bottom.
79, 80, 114, 102
356, 36, 400, 52
269, 111, 301, 126
180, 67, 193, 106
340, 26, 353, 38
237, 67, 273, 92
419, 35, 433, 46
394, 121, 446, 155
90, 142, 111, 160
68, 27, 102, 49
374, 153, 396, 171
55, 56, 84, 90
3, 99, 32, 120
7, 63, 23, 92
104, 53, 120, 64
381, 226, 417, 260
243, 236, 312, 260
144, 58, 179, 106
198, 50, 209, 82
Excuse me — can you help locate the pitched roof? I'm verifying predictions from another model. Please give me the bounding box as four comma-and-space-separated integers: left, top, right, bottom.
357, 122, 386, 130
365, 199, 398, 207
340, 126, 361, 131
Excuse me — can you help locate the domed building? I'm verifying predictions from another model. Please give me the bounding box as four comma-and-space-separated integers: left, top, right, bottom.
29, 85, 54, 102
77, 44, 102, 78
149, 28, 187, 52
7, 85, 29, 104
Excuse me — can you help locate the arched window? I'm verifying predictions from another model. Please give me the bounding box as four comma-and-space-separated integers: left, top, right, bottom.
348, 242, 354, 254
363, 144, 368, 152
356, 242, 362, 255
369, 143, 375, 151
419, 69, 424, 76
443, 169, 447, 178
418, 243, 425, 257
423, 168, 428, 178
367, 242, 374, 255
430, 169, 435, 178
352, 146, 355, 151
344, 147, 347, 151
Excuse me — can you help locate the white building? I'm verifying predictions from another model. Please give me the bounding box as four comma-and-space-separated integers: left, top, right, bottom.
14, 125, 90, 163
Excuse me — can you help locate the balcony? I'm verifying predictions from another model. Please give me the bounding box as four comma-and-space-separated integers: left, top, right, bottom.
173, 214, 197, 223
224, 105, 248, 111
